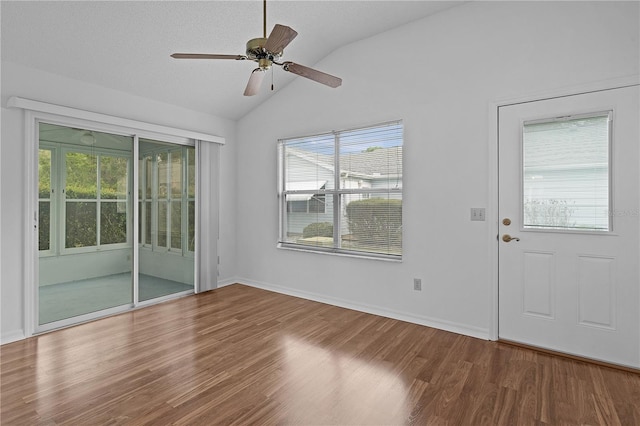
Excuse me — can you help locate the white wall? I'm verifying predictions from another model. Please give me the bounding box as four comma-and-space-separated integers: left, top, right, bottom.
235, 1, 639, 338
139, 250, 194, 285
1, 62, 238, 342
38, 249, 195, 287
39, 250, 131, 286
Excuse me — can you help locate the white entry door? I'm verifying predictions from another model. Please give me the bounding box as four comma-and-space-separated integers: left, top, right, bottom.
498, 85, 639, 368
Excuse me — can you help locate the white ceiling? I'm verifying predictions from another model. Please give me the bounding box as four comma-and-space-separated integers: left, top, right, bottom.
2, 1, 463, 121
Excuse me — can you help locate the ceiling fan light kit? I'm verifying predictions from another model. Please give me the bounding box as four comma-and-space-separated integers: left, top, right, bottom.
244, 68, 267, 96
80, 131, 96, 146
171, 0, 342, 96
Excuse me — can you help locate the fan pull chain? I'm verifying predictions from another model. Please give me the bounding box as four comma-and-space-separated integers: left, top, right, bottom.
271, 67, 274, 91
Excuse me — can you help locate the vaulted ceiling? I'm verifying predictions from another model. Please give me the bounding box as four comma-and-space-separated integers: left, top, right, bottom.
2, 1, 463, 121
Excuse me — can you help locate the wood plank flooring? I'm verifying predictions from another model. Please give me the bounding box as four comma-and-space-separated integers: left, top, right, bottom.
1, 284, 639, 425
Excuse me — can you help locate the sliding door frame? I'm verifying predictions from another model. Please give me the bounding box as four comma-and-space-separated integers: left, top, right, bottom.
15, 97, 224, 337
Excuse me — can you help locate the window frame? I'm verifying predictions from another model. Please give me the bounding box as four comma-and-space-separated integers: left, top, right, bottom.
520, 110, 613, 234
61, 146, 132, 254
37, 145, 57, 257
138, 143, 195, 258
39, 129, 197, 258
39, 140, 133, 256
277, 120, 403, 260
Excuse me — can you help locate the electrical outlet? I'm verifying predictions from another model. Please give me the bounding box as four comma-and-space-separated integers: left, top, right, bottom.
470, 207, 486, 221
413, 278, 422, 291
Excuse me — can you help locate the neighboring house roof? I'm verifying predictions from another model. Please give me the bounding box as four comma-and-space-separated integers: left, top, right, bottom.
286, 146, 403, 180
341, 146, 403, 177
286, 147, 335, 173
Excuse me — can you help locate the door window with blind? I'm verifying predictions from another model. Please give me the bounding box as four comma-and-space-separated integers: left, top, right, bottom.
278, 121, 403, 259
523, 112, 611, 231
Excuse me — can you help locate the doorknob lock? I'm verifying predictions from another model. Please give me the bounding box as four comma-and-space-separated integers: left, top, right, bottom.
502, 234, 520, 242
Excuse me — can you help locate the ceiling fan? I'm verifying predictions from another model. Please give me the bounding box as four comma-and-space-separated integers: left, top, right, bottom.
171, 0, 342, 96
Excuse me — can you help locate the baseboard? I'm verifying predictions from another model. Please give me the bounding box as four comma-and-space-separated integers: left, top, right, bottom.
216, 277, 238, 288
1, 329, 26, 345
235, 277, 490, 340
1, 279, 489, 344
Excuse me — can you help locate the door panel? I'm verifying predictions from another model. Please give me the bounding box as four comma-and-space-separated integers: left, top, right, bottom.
138, 139, 195, 302
38, 123, 134, 327
498, 86, 639, 368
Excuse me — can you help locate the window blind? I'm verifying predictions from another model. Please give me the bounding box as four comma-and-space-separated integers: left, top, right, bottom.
523, 113, 610, 231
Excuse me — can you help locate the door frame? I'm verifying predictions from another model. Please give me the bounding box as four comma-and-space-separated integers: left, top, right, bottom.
488, 75, 640, 341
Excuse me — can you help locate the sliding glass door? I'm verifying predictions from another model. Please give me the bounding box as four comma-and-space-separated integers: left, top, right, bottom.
138, 139, 195, 302
38, 123, 134, 325
37, 124, 196, 329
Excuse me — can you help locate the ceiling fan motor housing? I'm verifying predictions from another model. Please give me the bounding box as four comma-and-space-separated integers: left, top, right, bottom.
246, 37, 281, 69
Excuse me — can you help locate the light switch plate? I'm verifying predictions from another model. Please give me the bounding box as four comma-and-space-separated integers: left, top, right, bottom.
471, 208, 485, 221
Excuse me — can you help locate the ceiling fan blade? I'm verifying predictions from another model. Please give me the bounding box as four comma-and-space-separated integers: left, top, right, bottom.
244, 68, 266, 96
282, 62, 342, 88
264, 24, 298, 54
171, 53, 246, 60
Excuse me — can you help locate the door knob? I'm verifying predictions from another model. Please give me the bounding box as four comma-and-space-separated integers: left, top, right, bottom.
502, 234, 520, 242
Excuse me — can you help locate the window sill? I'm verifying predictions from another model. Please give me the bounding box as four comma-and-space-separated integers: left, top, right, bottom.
277, 243, 402, 262
42, 244, 132, 257
138, 245, 195, 257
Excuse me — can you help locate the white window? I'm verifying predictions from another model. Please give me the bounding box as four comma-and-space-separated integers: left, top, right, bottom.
138, 140, 196, 255
64, 150, 130, 249
39, 140, 131, 254
38, 147, 54, 253
523, 112, 611, 231
278, 121, 403, 259
39, 132, 196, 258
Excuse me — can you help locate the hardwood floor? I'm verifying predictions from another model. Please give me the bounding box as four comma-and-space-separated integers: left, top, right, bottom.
1, 284, 638, 425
